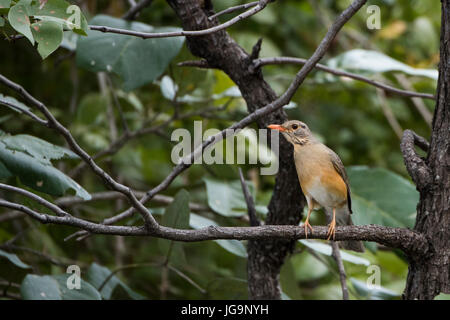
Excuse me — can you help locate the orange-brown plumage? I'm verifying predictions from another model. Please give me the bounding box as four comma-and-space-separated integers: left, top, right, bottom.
268, 120, 364, 252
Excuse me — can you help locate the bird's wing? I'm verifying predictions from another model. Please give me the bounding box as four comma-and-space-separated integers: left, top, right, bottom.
327, 147, 353, 214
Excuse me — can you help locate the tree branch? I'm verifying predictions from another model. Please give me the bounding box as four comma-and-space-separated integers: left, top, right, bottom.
208, 1, 259, 21
400, 129, 432, 190
0, 198, 430, 257
0, 73, 158, 229
238, 168, 260, 227
178, 57, 436, 100
331, 241, 349, 300
122, 0, 153, 20
90, 0, 270, 38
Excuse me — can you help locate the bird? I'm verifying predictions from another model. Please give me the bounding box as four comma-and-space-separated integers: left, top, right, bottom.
268, 120, 364, 252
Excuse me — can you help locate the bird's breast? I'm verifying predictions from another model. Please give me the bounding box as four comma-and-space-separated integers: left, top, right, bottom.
293, 144, 347, 208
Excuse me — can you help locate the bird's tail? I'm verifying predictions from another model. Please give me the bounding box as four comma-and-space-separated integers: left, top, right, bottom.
327, 207, 365, 253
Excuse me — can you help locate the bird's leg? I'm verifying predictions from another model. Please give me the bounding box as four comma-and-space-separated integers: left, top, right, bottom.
327, 208, 336, 240
304, 207, 313, 238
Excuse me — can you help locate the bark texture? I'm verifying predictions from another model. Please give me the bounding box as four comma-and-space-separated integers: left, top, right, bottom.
403, 0, 450, 299
166, 0, 305, 299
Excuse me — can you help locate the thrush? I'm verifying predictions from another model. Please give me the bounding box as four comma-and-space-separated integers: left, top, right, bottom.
268, 120, 364, 252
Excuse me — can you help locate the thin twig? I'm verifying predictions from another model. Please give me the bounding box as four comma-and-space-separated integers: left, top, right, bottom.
238, 168, 260, 226
0, 73, 158, 229
179, 57, 435, 101
122, 0, 153, 20
377, 88, 403, 139
331, 241, 349, 300
394, 74, 433, 126
91, 0, 270, 38
208, 1, 259, 20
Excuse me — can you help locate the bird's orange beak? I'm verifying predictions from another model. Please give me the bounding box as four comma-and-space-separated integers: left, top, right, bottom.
267, 124, 286, 132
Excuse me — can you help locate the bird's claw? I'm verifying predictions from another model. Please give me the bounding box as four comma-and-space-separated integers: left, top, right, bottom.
326, 221, 336, 240
304, 220, 313, 238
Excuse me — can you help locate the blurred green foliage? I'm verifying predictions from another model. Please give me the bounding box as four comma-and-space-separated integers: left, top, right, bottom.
0, 0, 439, 300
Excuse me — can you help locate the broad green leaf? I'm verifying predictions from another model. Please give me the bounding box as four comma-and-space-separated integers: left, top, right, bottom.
21, 274, 101, 300
21, 274, 61, 300
158, 189, 190, 265
53, 274, 102, 300
435, 293, 450, 300
189, 213, 247, 258
0, 16, 4, 27
348, 166, 419, 228
8, 0, 34, 44
30, 0, 89, 36
350, 278, 400, 300
0, 140, 90, 199
1, 134, 78, 165
327, 49, 438, 80
86, 263, 145, 300
0, 249, 31, 283
31, 20, 63, 59
299, 240, 370, 266
0, 249, 31, 269
76, 15, 185, 91
204, 177, 252, 217
0, 93, 31, 113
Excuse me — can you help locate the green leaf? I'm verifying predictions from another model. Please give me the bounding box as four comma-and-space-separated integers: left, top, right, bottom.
21, 274, 102, 300
350, 278, 400, 300
1, 134, 78, 165
189, 213, 247, 258
8, 0, 34, 44
299, 240, 370, 266
0, 0, 11, 9
347, 166, 419, 228
76, 15, 185, 91
327, 49, 438, 80
158, 189, 190, 264
0, 93, 31, 113
0, 0, 10, 14
204, 177, 252, 217
0, 249, 31, 269
435, 293, 450, 300
21, 274, 61, 300
0, 139, 90, 199
0, 249, 31, 283
30, 0, 89, 36
31, 20, 63, 59
86, 263, 144, 300
0, 16, 4, 27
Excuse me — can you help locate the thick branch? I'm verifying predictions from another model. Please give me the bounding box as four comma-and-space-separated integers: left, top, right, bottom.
0, 199, 430, 257
400, 130, 432, 189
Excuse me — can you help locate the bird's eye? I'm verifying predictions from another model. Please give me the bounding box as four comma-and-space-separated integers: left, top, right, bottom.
300, 124, 306, 129
291, 124, 298, 130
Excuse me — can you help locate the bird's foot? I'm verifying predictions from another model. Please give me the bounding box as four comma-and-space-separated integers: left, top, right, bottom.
326, 220, 336, 240
304, 220, 313, 238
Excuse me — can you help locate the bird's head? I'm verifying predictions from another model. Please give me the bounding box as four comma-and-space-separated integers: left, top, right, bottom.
267, 120, 312, 146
